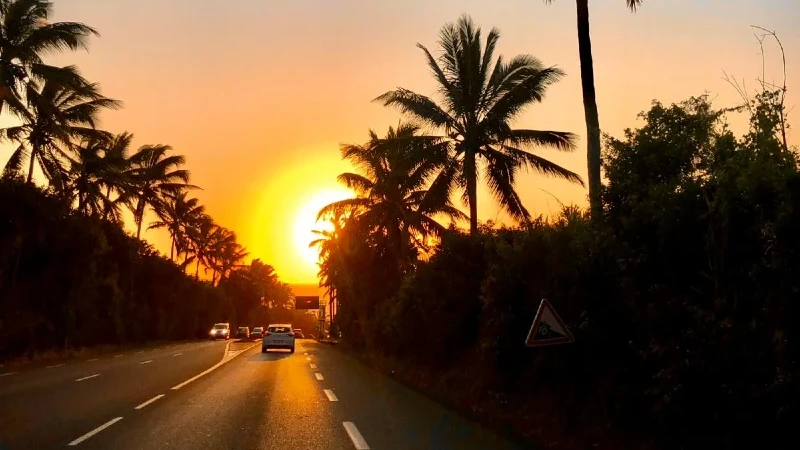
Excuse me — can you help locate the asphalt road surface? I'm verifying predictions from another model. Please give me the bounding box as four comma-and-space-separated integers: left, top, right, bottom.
0, 340, 526, 449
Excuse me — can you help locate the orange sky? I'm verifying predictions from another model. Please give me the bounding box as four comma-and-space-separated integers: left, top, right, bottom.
2, 0, 798, 284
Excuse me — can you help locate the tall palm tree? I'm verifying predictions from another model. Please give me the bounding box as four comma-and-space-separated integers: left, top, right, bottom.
544, 0, 643, 218
318, 123, 466, 265
126, 144, 193, 240
148, 190, 205, 261
67, 134, 125, 217
0, 0, 98, 119
375, 15, 583, 234
1, 76, 120, 188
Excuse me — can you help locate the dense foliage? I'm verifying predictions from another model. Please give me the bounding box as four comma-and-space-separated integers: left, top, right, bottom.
0, 0, 303, 359
319, 53, 799, 450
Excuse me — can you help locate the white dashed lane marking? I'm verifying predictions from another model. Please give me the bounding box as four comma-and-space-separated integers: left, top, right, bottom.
76, 374, 100, 382
140, 360, 153, 365
343, 422, 370, 449
68, 417, 123, 446
315, 372, 324, 381
46, 364, 65, 369
324, 389, 338, 401
134, 394, 165, 410
310, 363, 317, 369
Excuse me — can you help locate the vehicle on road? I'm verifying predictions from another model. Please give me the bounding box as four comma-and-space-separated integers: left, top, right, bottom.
235, 326, 250, 339
293, 328, 304, 339
262, 324, 296, 353
251, 326, 264, 339
210, 323, 230, 340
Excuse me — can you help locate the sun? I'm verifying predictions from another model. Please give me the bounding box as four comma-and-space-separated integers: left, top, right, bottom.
293, 189, 353, 267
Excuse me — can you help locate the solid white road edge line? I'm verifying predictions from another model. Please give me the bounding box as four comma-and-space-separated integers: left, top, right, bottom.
140, 360, 153, 365
324, 389, 339, 401
310, 363, 317, 369
315, 372, 324, 380
134, 394, 165, 410
68, 417, 123, 446
170, 341, 255, 390
343, 422, 370, 449
46, 363, 65, 369
75, 374, 100, 382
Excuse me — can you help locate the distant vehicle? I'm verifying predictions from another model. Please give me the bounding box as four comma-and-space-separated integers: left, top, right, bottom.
293, 328, 304, 339
262, 324, 296, 353
209, 323, 230, 340
251, 326, 264, 339
235, 326, 250, 339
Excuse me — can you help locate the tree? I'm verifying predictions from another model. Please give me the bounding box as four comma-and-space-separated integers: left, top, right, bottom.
0, 0, 98, 118
1, 77, 120, 187
67, 134, 125, 217
544, 0, 643, 219
319, 123, 465, 265
148, 190, 205, 261
375, 15, 582, 234
126, 144, 193, 240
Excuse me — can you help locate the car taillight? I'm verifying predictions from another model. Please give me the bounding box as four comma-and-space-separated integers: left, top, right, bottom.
288, 332, 295, 337
264, 332, 271, 336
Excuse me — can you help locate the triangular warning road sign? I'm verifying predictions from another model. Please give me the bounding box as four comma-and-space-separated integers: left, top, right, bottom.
525, 299, 574, 347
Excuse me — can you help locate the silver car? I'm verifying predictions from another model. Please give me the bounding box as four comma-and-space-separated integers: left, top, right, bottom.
261, 324, 296, 353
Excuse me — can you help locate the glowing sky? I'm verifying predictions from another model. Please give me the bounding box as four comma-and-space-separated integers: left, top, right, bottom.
2, 0, 798, 283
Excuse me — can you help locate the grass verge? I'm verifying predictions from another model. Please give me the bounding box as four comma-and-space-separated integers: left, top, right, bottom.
331, 342, 656, 450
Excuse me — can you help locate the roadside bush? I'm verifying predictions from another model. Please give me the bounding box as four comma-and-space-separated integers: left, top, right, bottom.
340, 92, 800, 449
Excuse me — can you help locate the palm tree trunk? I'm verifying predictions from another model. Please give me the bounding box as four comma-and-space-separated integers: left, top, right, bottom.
102, 186, 112, 221
465, 152, 479, 234
26, 147, 36, 184
195, 258, 201, 279
576, 0, 603, 220
135, 200, 144, 240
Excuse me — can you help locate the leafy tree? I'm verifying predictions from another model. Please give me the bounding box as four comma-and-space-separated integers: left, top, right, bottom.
0, 0, 98, 118
375, 14, 582, 234
544, 0, 643, 218
149, 190, 205, 261
1, 77, 120, 187
126, 143, 193, 240
319, 123, 465, 266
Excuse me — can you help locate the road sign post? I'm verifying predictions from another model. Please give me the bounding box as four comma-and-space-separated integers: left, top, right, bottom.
525, 298, 574, 347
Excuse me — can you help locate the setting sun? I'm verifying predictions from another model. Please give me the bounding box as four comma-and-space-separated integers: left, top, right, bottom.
294, 189, 353, 267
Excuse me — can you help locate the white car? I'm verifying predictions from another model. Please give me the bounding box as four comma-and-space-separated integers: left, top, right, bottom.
261, 324, 296, 353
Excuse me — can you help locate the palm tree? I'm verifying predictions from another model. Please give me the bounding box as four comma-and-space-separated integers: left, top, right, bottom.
126, 144, 193, 240
0, 0, 98, 119
544, 0, 643, 218
67, 134, 124, 217
1, 76, 120, 188
148, 190, 205, 261
318, 123, 466, 265
375, 15, 583, 234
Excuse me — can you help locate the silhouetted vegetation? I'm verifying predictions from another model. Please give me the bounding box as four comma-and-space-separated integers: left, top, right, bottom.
317, 15, 798, 450
0, 0, 299, 359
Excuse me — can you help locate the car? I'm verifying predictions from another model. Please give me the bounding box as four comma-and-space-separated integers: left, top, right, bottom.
293, 328, 304, 339
251, 326, 264, 339
262, 324, 296, 353
235, 326, 250, 339
209, 323, 230, 340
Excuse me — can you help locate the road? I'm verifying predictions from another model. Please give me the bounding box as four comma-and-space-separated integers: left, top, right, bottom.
0, 339, 526, 449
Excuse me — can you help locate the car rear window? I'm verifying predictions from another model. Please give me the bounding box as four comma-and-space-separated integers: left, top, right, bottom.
213, 324, 227, 329
253, 327, 263, 331
268, 326, 291, 333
